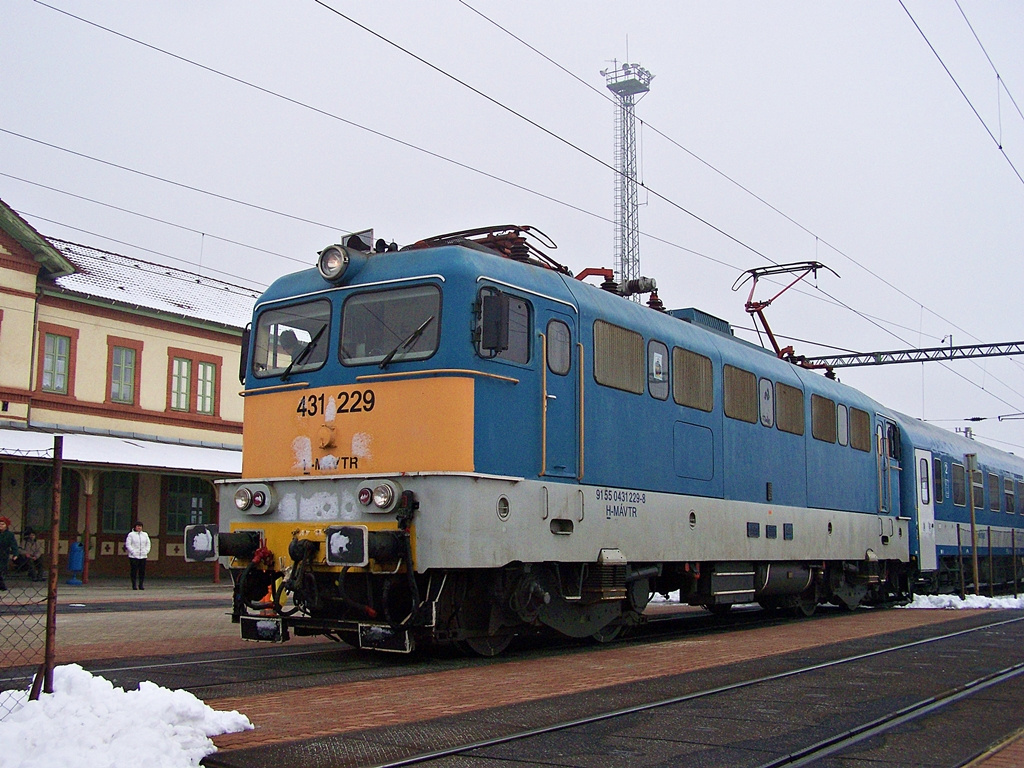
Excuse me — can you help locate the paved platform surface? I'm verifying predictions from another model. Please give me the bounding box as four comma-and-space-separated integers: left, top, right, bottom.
5, 579, 1024, 766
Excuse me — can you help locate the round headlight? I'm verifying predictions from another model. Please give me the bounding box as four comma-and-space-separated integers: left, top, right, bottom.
251, 490, 267, 508
358, 487, 373, 506
234, 487, 253, 511
317, 246, 349, 282
372, 484, 395, 509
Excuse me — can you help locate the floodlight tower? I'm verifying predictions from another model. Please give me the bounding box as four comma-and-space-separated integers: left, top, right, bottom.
601, 61, 653, 299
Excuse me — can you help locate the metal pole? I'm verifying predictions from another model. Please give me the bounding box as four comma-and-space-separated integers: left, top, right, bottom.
957, 524, 965, 599
1013, 528, 1017, 598
30, 436, 62, 700
988, 525, 994, 597
967, 454, 980, 596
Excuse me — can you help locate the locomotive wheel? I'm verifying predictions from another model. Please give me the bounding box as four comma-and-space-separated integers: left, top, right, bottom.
459, 633, 513, 657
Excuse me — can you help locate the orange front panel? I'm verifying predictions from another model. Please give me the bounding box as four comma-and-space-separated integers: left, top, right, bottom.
242, 376, 474, 478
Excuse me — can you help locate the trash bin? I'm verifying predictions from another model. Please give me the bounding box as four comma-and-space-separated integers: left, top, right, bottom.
67, 540, 84, 585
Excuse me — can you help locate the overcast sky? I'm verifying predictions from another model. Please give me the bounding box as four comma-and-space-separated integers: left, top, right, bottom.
3, 1, 1023, 450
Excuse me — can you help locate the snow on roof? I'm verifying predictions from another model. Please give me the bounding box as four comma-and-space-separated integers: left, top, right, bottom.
47, 239, 259, 331
0, 428, 241, 476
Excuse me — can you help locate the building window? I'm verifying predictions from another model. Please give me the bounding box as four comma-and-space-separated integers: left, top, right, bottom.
723, 365, 757, 423
100, 472, 135, 533
24, 466, 74, 533
776, 382, 805, 436
672, 347, 713, 412
170, 357, 192, 411
167, 349, 222, 416
42, 333, 71, 393
593, 320, 643, 394
110, 346, 136, 404
197, 362, 216, 415
811, 394, 837, 443
165, 476, 212, 535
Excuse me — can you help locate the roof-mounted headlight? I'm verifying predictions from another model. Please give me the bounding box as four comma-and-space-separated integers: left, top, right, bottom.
317, 245, 352, 282
317, 244, 369, 284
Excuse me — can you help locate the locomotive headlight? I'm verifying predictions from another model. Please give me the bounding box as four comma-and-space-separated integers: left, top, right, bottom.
317, 245, 350, 282
251, 490, 267, 508
358, 487, 373, 506
372, 484, 395, 509
233, 487, 253, 511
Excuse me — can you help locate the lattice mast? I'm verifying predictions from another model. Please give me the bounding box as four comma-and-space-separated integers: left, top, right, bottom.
602, 62, 653, 300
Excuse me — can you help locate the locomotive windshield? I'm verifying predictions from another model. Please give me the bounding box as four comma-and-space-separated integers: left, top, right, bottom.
340, 284, 441, 367
252, 300, 331, 379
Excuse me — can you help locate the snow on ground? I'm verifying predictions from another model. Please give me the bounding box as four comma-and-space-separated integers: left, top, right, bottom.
902, 594, 1024, 610
653, 591, 1024, 610
0, 664, 252, 768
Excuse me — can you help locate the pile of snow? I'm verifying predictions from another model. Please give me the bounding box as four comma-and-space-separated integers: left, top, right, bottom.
903, 594, 1024, 610
0, 664, 252, 768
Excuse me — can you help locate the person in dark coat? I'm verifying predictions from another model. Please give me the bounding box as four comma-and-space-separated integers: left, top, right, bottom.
0, 516, 18, 591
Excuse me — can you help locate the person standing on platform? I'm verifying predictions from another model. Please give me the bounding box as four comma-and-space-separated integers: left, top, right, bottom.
0, 516, 17, 591
125, 520, 151, 590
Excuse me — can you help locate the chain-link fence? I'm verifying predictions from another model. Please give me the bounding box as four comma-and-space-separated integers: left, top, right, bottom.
0, 577, 47, 719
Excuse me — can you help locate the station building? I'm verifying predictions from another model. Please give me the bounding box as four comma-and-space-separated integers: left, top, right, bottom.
0, 198, 257, 578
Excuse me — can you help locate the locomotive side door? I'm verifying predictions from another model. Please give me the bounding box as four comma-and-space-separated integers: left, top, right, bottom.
914, 448, 938, 570
540, 311, 579, 478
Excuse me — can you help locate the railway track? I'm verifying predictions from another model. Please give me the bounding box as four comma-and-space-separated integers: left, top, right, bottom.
200, 613, 1023, 768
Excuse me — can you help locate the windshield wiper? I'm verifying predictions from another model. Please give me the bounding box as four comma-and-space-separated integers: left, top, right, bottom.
379, 316, 434, 370
281, 324, 326, 381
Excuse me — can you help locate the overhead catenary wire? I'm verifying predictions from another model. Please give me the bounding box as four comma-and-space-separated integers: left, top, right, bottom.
454, 0, 1024, 362
898, 0, 1024, 185
12, 1, 1024, 415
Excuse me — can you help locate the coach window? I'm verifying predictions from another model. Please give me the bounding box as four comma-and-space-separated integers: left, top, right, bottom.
837, 404, 849, 446
1018, 480, 1024, 514
933, 458, 944, 504
811, 395, 837, 443
672, 347, 713, 411
1004, 478, 1015, 514
849, 408, 872, 452
343, 285, 441, 367
758, 378, 775, 427
919, 457, 930, 505
952, 463, 967, 506
724, 365, 757, 423
972, 469, 984, 510
546, 319, 571, 375
254, 300, 331, 378
776, 382, 805, 435
988, 473, 1001, 511
648, 340, 669, 400
593, 320, 644, 394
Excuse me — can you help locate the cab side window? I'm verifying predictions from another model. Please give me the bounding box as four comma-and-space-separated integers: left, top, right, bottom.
478, 288, 530, 364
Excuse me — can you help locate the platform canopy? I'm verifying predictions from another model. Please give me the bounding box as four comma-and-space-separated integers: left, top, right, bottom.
0, 428, 241, 476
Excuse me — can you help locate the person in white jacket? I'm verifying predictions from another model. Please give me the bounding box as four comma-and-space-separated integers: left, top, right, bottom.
125, 521, 151, 590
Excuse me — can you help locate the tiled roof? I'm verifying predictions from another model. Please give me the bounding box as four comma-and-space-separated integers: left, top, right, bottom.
47, 239, 258, 330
